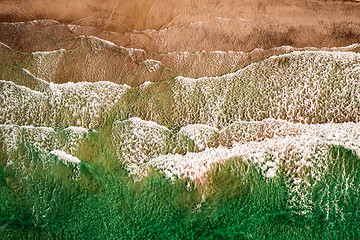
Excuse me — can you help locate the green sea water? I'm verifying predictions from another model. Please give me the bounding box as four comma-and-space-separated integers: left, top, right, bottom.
1, 50, 360, 239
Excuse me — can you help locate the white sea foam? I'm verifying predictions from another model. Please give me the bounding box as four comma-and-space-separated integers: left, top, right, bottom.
142, 59, 162, 72
50, 150, 81, 164
87, 36, 118, 48
170, 51, 360, 127
111, 117, 173, 167
111, 119, 360, 184
1, 75, 130, 129
178, 124, 218, 151
0, 124, 89, 158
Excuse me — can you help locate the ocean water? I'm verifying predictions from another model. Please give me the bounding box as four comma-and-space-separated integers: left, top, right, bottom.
1, 49, 360, 239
